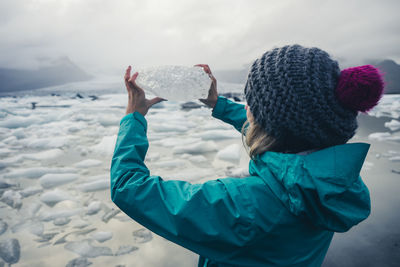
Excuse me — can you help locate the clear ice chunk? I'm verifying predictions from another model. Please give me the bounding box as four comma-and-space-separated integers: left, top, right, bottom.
135, 65, 211, 102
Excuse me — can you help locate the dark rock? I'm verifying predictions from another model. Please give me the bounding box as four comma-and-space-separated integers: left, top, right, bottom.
66, 257, 92, 267
0, 239, 20, 265
181, 101, 202, 109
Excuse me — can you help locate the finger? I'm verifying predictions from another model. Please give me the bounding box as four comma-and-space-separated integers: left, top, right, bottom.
194, 64, 211, 74
148, 97, 166, 107
124, 65, 131, 81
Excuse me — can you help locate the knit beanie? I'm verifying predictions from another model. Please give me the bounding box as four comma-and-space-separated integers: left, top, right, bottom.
244, 44, 385, 152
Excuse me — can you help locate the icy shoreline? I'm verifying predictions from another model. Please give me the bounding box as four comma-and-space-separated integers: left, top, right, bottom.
0, 89, 399, 266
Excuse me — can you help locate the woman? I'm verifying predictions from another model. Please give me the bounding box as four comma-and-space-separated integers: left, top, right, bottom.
110, 44, 384, 266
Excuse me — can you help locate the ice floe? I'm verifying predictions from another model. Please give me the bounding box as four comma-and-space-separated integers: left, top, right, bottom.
74, 159, 103, 168
132, 228, 153, 243
384, 119, 400, 131
40, 189, 72, 207
65, 239, 113, 258
216, 144, 241, 163
0, 238, 20, 265
39, 173, 79, 189
91, 231, 113, 243
77, 179, 109, 192
173, 141, 217, 154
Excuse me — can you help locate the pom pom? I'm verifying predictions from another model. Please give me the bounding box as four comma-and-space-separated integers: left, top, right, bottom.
335, 65, 385, 113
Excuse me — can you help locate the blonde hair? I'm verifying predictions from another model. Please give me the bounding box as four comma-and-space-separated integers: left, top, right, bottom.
241, 112, 286, 159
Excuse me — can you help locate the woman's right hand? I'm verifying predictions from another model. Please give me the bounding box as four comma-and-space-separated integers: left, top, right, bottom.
195, 64, 218, 109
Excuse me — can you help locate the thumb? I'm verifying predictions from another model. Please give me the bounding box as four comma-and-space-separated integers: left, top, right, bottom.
148, 97, 167, 107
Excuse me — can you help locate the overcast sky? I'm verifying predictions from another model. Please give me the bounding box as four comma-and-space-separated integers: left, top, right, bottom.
0, 0, 399, 74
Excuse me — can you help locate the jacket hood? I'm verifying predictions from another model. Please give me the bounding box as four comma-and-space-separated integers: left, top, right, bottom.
249, 142, 371, 232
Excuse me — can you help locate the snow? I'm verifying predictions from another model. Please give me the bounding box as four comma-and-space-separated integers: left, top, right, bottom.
1, 190, 22, 209
132, 228, 153, 243
193, 129, 240, 140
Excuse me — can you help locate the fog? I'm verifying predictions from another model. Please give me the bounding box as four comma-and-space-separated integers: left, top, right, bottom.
0, 0, 399, 74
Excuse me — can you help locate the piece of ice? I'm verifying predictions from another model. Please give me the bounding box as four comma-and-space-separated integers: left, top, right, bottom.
216, 144, 241, 163
74, 159, 103, 168
86, 201, 102, 215
135, 65, 211, 101
66, 257, 92, 267
186, 155, 208, 163
40, 208, 82, 222
384, 119, 400, 131
0, 238, 20, 265
40, 189, 72, 207
22, 202, 42, 218
151, 123, 189, 133
114, 245, 138, 256
1, 190, 22, 209
22, 149, 64, 161
77, 179, 109, 192
11, 220, 44, 236
153, 159, 187, 169
0, 220, 7, 236
4, 167, 77, 179
225, 167, 250, 178
389, 156, 400, 162
193, 130, 241, 140
20, 187, 43, 198
0, 179, 13, 189
39, 173, 79, 189
132, 228, 153, 243
102, 209, 120, 223
90, 135, 117, 156
53, 217, 72, 226
34, 232, 58, 243
173, 141, 217, 154
91, 231, 113, 243
64, 240, 113, 258
368, 132, 400, 142
152, 137, 201, 148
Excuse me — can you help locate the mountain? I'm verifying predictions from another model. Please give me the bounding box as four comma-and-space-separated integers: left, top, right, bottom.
0, 57, 92, 93
372, 59, 400, 94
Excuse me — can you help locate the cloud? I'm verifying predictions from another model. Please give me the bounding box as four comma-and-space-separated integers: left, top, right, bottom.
0, 0, 399, 73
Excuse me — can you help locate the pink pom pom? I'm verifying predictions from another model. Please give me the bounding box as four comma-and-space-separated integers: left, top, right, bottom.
335, 65, 385, 113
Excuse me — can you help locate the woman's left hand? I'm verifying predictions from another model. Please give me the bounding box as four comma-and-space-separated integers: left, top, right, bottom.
124, 66, 165, 116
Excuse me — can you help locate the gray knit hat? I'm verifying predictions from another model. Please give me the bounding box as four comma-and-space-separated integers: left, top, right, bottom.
244, 44, 358, 152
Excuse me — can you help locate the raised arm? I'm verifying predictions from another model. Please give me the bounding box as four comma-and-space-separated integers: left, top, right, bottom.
212, 96, 247, 132
110, 112, 258, 264
195, 64, 248, 133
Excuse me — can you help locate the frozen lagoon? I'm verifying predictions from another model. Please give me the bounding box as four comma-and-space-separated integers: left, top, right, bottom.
0, 82, 399, 266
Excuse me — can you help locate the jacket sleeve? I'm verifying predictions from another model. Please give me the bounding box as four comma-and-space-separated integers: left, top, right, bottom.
110, 112, 257, 263
212, 96, 247, 132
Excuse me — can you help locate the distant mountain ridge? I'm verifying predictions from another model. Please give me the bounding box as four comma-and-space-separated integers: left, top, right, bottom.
214, 59, 400, 94
0, 57, 92, 93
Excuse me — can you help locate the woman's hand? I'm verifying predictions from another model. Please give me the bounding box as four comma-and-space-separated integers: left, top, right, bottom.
124, 66, 165, 116
195, 64, 218, 109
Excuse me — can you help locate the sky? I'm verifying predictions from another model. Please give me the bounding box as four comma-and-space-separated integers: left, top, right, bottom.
0, 0, 399, 75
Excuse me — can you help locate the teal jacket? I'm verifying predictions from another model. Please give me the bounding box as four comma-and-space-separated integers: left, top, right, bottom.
110, 96, 371, 267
